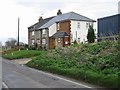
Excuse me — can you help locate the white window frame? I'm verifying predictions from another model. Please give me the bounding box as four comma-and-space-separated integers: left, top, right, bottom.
42, 30, 46, 34
42, 39, 46, 45
32, 31, 34, 35
32, 40, 35, 45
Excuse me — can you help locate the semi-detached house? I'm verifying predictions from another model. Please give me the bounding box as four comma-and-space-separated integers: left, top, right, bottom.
28, 10, 96, 49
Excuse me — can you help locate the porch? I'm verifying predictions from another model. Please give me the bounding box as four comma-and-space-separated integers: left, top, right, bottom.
50, 31, 70, 49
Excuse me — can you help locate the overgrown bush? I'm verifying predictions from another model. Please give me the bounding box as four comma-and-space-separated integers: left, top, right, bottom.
26, 41, 119, 88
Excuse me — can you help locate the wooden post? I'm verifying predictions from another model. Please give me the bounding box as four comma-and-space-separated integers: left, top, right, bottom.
17, 18, 20, 49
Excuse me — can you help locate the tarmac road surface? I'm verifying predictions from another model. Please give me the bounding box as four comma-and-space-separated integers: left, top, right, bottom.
2, 57, 100, 89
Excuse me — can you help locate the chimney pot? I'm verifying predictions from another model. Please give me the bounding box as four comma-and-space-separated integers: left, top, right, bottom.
57, 9, 62, 15
39, 16, 43, 22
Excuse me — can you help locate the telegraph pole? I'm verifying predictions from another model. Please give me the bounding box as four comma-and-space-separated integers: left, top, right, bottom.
17, 17, 20, 48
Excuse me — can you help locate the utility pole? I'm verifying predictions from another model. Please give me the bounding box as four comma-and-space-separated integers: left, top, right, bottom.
118, 1, 120, 14
17, 17, 20, 48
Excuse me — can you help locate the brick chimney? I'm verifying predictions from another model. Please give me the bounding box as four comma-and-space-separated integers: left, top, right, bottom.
57, 9, 62, 15
38, 16, 43, 22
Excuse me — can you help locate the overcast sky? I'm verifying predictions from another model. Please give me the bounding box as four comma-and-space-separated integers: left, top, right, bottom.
0, 0, 119, 45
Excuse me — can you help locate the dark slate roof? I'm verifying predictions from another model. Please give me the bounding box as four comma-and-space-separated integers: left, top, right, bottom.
39, 12, 96, 29
28, 17, 54, 31
52, 31, 69, 38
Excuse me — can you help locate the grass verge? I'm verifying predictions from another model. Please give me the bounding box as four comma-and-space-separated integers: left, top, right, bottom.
2, 50, 44, 60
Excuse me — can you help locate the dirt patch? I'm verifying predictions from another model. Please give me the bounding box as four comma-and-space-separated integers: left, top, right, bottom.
12, 58, 32, 64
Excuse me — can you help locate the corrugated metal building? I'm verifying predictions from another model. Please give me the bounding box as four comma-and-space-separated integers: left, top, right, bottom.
97, 14, 120, 41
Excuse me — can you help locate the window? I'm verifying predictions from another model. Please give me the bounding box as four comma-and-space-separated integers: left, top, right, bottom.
32, 31, 34, 35
86, 23, 89, 28
32, 40, 34, 45
77, 22, 80, 29
42, 39, 46, 44
37, 40, 40, 44
57, 23, 60, 30
42, 30, 46, 34
91, 22, 93, 27
58, 38, 61, 42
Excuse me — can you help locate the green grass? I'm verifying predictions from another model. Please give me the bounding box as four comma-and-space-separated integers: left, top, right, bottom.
26, 41, 119, 88
3, 50, 44, 60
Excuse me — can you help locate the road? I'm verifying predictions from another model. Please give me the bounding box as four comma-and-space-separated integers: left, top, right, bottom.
2, 57, 98, 89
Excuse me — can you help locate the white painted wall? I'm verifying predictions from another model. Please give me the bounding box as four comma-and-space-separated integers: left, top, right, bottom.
71, 20, 95, 43
49, 23, 57, 37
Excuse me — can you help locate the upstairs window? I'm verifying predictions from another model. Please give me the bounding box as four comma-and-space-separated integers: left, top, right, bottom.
42, 39, 46, 45
32, 31, 34, 35
86, 23, 89, 28
42, 30, 46, 34
37, 40, 40, 44
77, 22, 80, 29
56, 23, 60, 30
91, 22, 93, 27
32, 40, 35, 45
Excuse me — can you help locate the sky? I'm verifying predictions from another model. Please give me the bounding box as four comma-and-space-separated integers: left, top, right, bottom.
0, 0, 119, 45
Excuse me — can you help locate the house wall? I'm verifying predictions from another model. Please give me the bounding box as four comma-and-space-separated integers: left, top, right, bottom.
49, 38, 55, 49
28, 30, 34, 45
28, 30, 31, 45
41, 29, 49, 49
49, 24, 57, 37
49, 20, 71, 49
59, 20, 71, 34
48, 24, 57, 49
59, 20, 71, 46
71, 20, 94, 43
28, 30, 42, 48
35, 30, 41, 46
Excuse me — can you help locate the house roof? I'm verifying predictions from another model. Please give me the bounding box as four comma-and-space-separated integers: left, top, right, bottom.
52, 31, 69, 38
28, 17, 54, 31
39, 12, 96, 29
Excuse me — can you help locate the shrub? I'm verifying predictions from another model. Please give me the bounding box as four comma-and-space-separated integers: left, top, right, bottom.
87, 25, 96, 43
26, 40, 118, 88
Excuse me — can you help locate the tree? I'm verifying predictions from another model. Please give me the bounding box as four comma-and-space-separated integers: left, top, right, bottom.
87, 25, 96, 43
5, 38, 17, 48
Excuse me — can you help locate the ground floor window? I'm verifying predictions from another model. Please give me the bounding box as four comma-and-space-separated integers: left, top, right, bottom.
32, 40, 35, 45
42, 39, 46, 45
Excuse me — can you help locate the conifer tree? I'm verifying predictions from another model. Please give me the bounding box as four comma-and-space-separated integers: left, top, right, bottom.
87, 25, 96, 43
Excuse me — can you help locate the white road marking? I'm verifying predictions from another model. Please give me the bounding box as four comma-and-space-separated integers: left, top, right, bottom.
28, 67, 92, 88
